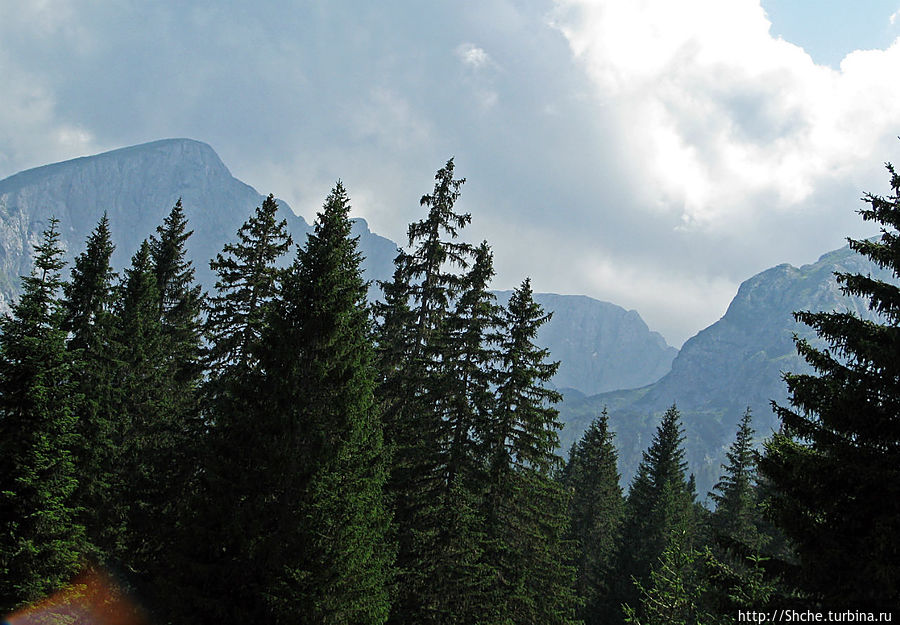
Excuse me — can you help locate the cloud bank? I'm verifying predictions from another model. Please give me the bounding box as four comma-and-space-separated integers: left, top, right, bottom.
2, 0, 900, 345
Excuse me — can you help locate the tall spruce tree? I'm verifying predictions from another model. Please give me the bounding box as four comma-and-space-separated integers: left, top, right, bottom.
0, 219, 84, 611
255, 182, 391, 623
616, 405, 697, 620
565, 409, 624, 625
60, 214, 120, 561
143, 201, 204, 587
759, 162, 900, 604
425, 241, 500, 624
110, 241, 175, 580
484, 278, 579, 625
177, 193, 294, 621
374, 159, 479, 625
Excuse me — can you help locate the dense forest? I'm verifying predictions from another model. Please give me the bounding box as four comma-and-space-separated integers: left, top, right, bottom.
0, 158, 898, 624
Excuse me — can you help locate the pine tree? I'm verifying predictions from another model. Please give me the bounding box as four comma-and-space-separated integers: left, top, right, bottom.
255, 182, 391, 623
0, 219, 84, 611
61, 214, 120, 560
484, 278, 579, 625
759, 162, 900, 604
616, 405, 697, 620
565, 409, 624, 625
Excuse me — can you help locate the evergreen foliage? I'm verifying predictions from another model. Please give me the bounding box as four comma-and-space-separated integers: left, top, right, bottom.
375, 159, 482, 625
484, 278, 580, 625
60, 215, 120, 559
205, 193, 292, 371
254, 182, 392, 623
616, 405, 697, 619
565, 409, 624, 625
708, 408, 764, 553
149, 199, 204, 386
759, 163, 900, 604
110, 241, 177, 578
184, 193, 294, 621
0, 219, 84, 611
623, 529, 713, 625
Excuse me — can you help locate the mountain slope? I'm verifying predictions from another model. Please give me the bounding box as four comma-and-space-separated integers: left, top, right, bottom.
559, 244, 893, 496
0, 138, 398, 307
494, 291, 677, 396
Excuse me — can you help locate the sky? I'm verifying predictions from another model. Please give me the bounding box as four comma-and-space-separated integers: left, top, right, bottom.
2, 0, 900, 346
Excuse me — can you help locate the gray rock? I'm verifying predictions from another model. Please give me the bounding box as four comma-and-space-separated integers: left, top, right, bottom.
494, 291, 677, 396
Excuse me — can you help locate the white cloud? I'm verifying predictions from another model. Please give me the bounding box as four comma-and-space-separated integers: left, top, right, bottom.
551, 0, 900, 234
891, 8, 900, 25
456, 42, 493, 69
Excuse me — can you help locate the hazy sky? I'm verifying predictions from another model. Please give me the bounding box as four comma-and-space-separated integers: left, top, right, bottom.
2, 0, 900, 346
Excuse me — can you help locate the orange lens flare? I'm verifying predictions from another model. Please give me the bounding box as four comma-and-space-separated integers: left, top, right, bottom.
3, 566, 149, 625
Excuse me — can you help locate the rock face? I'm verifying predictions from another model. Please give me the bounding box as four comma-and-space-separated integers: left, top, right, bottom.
0, 138, 398, 308
559, 244, 893, 497
494, 291, 677, 396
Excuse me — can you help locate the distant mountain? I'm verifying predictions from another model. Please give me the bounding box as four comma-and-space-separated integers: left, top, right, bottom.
559, 244, 893, 498
0, 138, 398, 307
494, 291, 677, 396
0, 139, 678, 398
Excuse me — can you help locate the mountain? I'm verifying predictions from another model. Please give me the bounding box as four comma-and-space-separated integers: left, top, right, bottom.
558, 243, 893, 497
0, 138, 677, 398
494, 291, 677, 396
0, 138, 398, 308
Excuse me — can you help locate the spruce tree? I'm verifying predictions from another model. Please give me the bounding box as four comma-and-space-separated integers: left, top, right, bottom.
61, 214, 120, 560
623, 529, 715, 625
205, 193, 292, 371
149, 199, 204, 386
425, 241, 500, 624
565, 409, 624, 625
180, 194, 294, 621
484, 278, 579, 625
759, 162, 900, 604
0, 219, 84, 611
708, 408, 763, 553
255, 182, 391, 623
374, 159, 479, 625
616, 405, 697, 620
109, 240, 188, 595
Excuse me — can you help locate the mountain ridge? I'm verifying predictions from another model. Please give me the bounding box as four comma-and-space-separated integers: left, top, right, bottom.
559, 241, 892, 496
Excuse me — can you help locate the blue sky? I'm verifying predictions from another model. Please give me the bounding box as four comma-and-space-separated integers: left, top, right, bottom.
1, 0, 900, 346
763, 0, 900, 67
